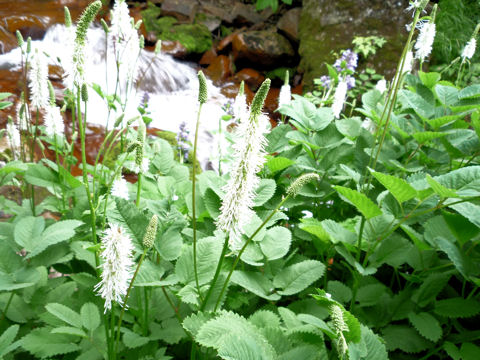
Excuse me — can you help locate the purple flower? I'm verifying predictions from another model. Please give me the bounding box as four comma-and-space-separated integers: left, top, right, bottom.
320, 75, 332, 89
334, 49, 359, 72
345, 75, 356, 90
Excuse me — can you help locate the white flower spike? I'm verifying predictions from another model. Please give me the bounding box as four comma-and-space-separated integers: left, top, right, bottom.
95, 224, 134, 312
111, 176, 130, 200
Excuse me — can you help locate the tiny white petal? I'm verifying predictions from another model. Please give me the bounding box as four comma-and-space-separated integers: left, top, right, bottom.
44, 105, 64, 137
375, 79, 387, 93
278, 84, 291, 107
95, 224, 134, 312
111, 176, 129, 200
332, 80, 348, 119
462, 38, 476, 60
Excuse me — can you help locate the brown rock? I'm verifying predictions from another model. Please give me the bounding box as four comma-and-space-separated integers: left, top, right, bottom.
199, 48, 217, 65
205, 55, 233, 83
234, 68, 265, 90
161, 40, 189, 58
277, 8, 301, 42
232, 30, 295, 68
0, 26, 17, 54
231, 3, 265, 25
161, 0, 198, 21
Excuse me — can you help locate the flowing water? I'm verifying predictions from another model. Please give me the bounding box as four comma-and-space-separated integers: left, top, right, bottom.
0, 22, 231, 168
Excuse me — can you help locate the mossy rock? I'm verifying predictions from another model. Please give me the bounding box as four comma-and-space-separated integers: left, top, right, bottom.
141, 2, 163, 33
160, 23, 212, 54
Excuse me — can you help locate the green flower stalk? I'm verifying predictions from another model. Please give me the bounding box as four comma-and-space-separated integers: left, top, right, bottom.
330, 305, 348, 358
143, 215, 158, 248
15, 30, 24, 48
134, 120, 146, 174
64, 6, 72, 27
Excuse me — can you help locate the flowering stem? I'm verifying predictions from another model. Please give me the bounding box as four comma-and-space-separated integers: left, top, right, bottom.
213, 195, 290, 312
115, 248, 148, 355
77, 90, 100, 270
192, 103, 203, 302
136, 173, 142, 207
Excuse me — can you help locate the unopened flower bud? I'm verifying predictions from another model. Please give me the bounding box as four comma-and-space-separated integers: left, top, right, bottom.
287, 173, 320, 197
100, 18, 109, 34
142, 214, 158, 248
139, 35, 145, 49
197, 71, 208, 104
26, 37, 31, 53
64, 6, 72, 27
81, 83, 88, 102
48, 81, 55, 105
16, 30, 24, 48
250, 78, 270, 120
154, 40, 162, 55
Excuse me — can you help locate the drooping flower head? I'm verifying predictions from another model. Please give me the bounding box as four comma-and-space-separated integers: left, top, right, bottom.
111, 176, 129, 200
95, 224, 134, 312
414, 21, 436, 62
462, 38, 477, 60
216, 79, 271, 250
332, 78, 348, 119
28, 49, 49, 109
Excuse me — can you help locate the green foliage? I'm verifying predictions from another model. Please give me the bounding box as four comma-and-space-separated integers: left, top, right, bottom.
352, 36, 386, 58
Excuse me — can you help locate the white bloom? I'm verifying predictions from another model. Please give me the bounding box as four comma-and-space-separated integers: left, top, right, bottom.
375, 79, 387, 93
332, 79, 348, 119
95, 224, 134, 312
233, 93, 248, 122
16, 102, 28, 131
415, 22, 436, 61
110, 0, 140, 88
462, 38, 476, 60
111, 176, 129, 200
44, 105, 64, 137
403, 51, 414, 73
28, 50, 49, 109
141, 157, 149, 173
278, 84, 291, 107
6, 122, 21, 152
62, 26, 77, 89
216, 112, 269, 250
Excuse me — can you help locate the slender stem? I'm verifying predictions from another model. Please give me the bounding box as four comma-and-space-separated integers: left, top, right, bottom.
213, 195, 290, 312
200, 236, 229, 311
143, 288, 149, 336
115, 249, 148, 354
192, 103, 203, 301
136, 173, 142, 207
77, 90, 100, 272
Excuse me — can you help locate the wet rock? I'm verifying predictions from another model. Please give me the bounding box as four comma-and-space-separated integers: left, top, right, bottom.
232, 30, 295, 68
199, 0, 266, 25
199, 48, 217, 65
298, 0, 410, 88
195, 12, 221, 32
161, 40, 189, 58
231, 2, 266, 25
161, 0, 198, 21
234, 68, 265, 90
277, 8, 301, 43
0, 26, 17, 54
205, 55, 233, 83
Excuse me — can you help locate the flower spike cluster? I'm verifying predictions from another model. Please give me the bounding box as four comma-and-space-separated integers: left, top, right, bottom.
28, 49, 49, 110
95, 224, 134, 312
216, 79, 271, 250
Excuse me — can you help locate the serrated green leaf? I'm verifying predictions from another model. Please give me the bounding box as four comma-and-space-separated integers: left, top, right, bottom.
259, 226, 291, 260
334, 186, 382, 219
183, 312, 215, 337
419, 71, 440, 88
434, 298, 480, 318
372, 171, 417, 203
45, 303, 82, 328
458, 84, 480, 99
426, 115, 461, 129
231, 271, 280, 301
412, 131, 447, 143
80, 303, 100, 332
122, 329, 150, 348
434, 237, 471, 278
217, 333, 272, 360
21, 328, 80, 358
51, 326, 86, 337
444, 342, 461, 360
274, 260, 325, 296
382, 325, 431, 353
326, 281, 352, 304
448, 202, 480, 229
408, 312, 442, 342
28, 220, 83, 258
254, 179, 276, 207
412, 272, 450, 307
248, 310, 281, 329
426, 174, 458, 198
266, 156, 294, 173
460, 343, 480, 360
0, 324, 19, 356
